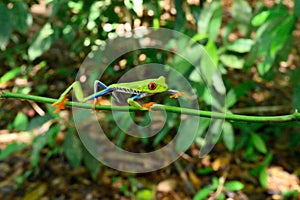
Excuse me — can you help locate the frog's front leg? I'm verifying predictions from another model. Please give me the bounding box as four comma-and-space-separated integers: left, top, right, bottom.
52, 81, 84, 113
52, 80, 114, 113
127, 94, 153, 110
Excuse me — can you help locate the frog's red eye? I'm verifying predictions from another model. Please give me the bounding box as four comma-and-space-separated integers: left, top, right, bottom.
148, 82, 157, 90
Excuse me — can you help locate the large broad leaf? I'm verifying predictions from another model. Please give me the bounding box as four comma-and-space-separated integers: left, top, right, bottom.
28, 23, 55, 61
222, 122, 234, 151
197, 1, 222, 41
0, 3, 13, 47
193, 187, 215, 200
232, 0, 252, 35
226, 39, 254, 53
295, 0, 300, 17
11, 1, 32, 34
83, 148, 101, 179
224, 181, 244, 191
225, 81, 254, 108
174, 0, 186, 31
219, 54, 244, 69
0, 142, 27, 161
13, 112, 29, 131
0, 67, 22, 84
205, 39, 218, 66
250, 6, 296, 76
64, 130, 83, 167
136, 189, 154, 200
251, 10, 270, 26
259, 166, 268, 188
30, 126, 60, 167
251, 133, 267, 154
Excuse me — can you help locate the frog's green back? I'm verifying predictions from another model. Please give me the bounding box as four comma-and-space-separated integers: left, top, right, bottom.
109, 76, 168, 93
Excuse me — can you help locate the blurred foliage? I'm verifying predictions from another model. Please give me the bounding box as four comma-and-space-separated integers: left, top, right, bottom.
1, 0, 300, 199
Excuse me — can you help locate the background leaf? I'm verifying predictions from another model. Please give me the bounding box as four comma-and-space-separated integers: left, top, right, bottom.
83, 148, 101, 179
259, 166, 268, 188
0, 3, 13, 47
11, 1, 32, 34
197, 1, 222, 41
224, 181, 244, 191
0, 67, 22, 84
295, 0, 300, 17
231, 0, 252, 35
28, 23, 55, 61
226, 39, 254, 53
222, 122, 235, 151
64, 130, 83, 167
251, 133, 267, 154
13, 112, 28, 131
0, 142, 27, 161
219, 54, 244, 69
226, 81, 254, 108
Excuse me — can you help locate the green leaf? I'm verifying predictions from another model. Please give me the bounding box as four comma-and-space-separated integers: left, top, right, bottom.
13, 112, 28, 131
83, 148, 101, 179
292, 83, 300, 110
251, 7, 295, 77
222, 122, 234, 151
0, 3, 13, 47
0, 142, 27, 161
193, 186, 214, 200
295, 0, 300, 17
221, 21, 235, 43
136, 189, 154, 200
225, 81, 254, 108
259, 166, 268, 188
224, 181, 244, 191
0, 67, 22, 84
191, 33, 208, 43
231, 0, 252, 35
252, 10, 270, 26
174, 0, 186, 31
11, 1, 32, 34
153, 126, 170, 146
251, 133, 267, 154
30, 126, 59, 167
197, 167, 213, 175
226, 39, 254, 53
31, 134, 47, 167
64, 131, 83, 167
197, 1, 222, 41
219, 54, 244, 69
207, 4, 222, 41
27, 114, 53, 131
205, 39, 218, 66
262, 152, 273, 166
28, 23, 55, 61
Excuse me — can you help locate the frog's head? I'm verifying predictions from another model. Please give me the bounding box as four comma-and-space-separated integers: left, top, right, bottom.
145, 76, 168, 93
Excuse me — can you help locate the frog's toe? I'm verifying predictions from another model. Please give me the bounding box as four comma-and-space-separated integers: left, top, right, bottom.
170, 92, 190, 99
52, 95, 69, 113
92, 97, 103, 112
142, 102, 157, 111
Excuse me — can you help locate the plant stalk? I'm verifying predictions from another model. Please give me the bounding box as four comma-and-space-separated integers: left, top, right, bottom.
1, 91, 300, 123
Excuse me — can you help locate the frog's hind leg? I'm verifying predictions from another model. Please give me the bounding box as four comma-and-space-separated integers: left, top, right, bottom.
94, 80, 108, 93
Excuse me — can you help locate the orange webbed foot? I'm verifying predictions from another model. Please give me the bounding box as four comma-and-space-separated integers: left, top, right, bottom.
92, 97, 103, 113
170, 92, 190, 99
52, 95, 69, 113
142, 102, 157, 111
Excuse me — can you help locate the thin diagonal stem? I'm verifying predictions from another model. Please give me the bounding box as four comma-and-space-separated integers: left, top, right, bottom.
1, 91, 300, 123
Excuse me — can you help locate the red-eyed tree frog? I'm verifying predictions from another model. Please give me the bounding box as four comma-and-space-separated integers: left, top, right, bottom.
52, 76, 189, 113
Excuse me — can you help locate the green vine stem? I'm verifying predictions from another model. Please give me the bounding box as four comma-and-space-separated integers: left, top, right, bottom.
1, 91, 300, 123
